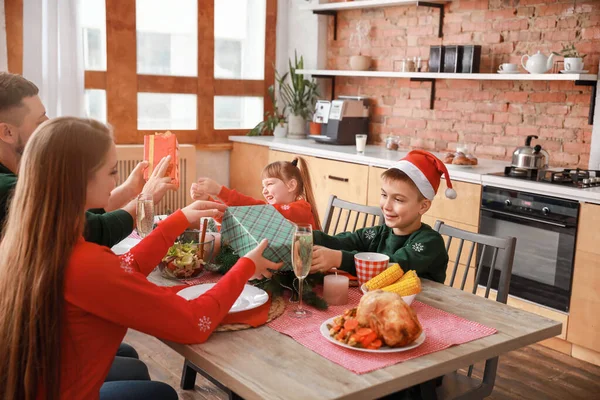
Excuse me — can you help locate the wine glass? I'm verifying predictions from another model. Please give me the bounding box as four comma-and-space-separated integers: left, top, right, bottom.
136, 193, 154, 238
289, 224, 313, 318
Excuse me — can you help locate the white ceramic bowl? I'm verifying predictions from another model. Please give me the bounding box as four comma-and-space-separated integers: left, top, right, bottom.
360, 283, 416, 306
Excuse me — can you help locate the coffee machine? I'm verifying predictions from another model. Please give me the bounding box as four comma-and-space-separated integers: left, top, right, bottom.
309, 96, 369, 145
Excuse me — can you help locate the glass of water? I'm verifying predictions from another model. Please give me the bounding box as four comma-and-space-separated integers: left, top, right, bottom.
136, 193, 154, 238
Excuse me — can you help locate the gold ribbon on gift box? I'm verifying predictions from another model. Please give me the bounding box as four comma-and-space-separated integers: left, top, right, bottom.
147, 135, 155, 175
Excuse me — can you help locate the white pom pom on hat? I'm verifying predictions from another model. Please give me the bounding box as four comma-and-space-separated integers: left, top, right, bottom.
388, 150, 458, 200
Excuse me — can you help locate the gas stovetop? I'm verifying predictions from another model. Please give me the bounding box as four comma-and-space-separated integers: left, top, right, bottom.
489, 166, 600, 189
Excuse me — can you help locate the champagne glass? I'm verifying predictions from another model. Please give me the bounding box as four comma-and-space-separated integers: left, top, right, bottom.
289, 224, 313, 318
136, 193, 154, 238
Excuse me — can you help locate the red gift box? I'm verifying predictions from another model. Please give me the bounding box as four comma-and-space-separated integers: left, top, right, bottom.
143, 131, 180, 188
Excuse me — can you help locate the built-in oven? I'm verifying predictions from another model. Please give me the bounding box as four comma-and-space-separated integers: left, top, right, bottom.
479, 186, 579, 312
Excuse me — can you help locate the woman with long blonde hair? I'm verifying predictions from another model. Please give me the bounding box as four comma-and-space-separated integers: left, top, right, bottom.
0, 117, 280, 400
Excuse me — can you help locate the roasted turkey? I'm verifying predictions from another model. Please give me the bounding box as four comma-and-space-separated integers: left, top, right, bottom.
356, 290, 422, 347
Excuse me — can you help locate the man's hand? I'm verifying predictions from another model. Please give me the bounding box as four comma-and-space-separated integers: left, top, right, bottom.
143, 155, 177, 204
190, 177, 222, 201
310, 245, 342, 273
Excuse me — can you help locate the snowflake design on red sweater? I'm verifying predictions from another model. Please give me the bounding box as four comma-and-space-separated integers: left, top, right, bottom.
198, 316, 211, 332
281, 204, 290, 210
120, 252, 135, 274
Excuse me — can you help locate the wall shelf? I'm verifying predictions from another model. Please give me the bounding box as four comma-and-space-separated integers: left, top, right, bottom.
299, 69, 599, 124
297, 69, 598, 81
300, 0, 449, 39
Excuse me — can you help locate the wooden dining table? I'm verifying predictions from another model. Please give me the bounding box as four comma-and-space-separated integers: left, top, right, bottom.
162, 279, 562, 400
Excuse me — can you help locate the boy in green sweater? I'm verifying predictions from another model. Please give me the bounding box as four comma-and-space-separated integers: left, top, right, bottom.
311, 150, 456, 284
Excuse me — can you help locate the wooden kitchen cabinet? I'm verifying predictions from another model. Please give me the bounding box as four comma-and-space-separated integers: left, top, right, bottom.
567, 203, 600, 353
427, 179, 482, 227
229, 143, 270, 200
367, 166, 386, 207
305, 157, 369, 222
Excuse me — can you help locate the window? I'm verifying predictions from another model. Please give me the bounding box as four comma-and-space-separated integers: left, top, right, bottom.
136, 0, 198, 77
214, 0, 266, 80
214, 96, 263, 129
138, 93, 197, 130
84, 90, 107, 123
79, 0, 107, 70
81, 1, 275, 143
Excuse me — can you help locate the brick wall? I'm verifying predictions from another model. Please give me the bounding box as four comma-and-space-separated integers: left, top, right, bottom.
326, 0, 600, 167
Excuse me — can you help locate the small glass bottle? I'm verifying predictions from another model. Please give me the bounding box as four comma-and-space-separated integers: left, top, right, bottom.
385, 135, 399, 151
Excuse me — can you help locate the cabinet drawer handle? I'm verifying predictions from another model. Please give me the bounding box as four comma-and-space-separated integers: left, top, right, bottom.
328, 175, 349, 182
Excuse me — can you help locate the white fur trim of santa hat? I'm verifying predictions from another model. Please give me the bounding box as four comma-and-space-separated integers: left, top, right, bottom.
391, 160, 436, 200
389, 150, 458, 200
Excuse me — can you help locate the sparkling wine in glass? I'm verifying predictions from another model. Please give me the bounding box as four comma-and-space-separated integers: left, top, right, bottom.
289, 224, 313, 318
136, 193, 154, 238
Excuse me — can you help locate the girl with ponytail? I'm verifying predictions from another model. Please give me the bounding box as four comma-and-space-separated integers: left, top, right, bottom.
191, 156, 321, 230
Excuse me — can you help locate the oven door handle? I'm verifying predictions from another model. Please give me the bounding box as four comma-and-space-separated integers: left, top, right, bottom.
481, 208, 569, 228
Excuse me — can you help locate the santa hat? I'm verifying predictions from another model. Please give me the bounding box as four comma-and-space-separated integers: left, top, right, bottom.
389, 150, 457, 200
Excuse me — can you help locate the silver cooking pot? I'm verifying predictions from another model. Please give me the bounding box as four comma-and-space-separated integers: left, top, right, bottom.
511, 135, 549, 169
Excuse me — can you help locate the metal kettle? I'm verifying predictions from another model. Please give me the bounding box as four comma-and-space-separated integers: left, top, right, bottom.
511, 135, 549, 169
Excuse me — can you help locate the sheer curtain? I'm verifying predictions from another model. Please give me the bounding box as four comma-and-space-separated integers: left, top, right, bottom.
22, 0, 84, 117
0, 0, 7, 71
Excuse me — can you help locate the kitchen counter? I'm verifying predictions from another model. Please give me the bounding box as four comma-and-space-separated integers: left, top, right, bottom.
229, 136, 600, 205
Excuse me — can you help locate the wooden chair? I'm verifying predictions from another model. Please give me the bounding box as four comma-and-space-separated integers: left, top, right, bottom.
321, 195, 384, 235
422, 220, 517, 400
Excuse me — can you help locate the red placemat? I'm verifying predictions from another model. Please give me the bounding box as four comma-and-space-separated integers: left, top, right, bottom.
267, 288, 497, 374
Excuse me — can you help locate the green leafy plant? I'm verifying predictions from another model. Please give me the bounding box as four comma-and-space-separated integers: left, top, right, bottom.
552, 43, 587, 59
277, 52, 320, 119
247, 84, 286, 136
247, 52, 319, 136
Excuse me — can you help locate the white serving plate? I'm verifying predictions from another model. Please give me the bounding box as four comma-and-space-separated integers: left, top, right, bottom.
320, 316, 426, 353
177, 283, 269, 314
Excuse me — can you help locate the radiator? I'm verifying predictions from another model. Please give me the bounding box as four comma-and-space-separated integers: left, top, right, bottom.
115, 144, 196, 215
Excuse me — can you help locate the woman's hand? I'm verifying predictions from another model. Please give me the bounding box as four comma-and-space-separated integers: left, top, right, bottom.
310, 246, 342, 273
181, 200, 227, 224
190, 177, 222, 201
142, 156, 178, 204
244, 239, 283, 280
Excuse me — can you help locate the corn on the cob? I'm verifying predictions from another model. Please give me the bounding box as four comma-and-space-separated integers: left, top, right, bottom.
381, 270, 421, 296
365, 263, 404, 290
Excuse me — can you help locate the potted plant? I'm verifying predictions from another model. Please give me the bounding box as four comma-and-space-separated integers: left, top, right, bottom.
248, 81, 287, 137
276, 52, 320, 139
349, 20, 371, 71
552, 43, 587, 72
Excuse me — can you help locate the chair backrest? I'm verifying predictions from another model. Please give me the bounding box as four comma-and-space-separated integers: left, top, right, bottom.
433, 220, 517, 304
321, 195, 384, 235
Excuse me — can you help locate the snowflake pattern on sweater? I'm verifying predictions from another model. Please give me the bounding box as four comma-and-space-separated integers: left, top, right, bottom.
119, 252, 135, 274
198, 316, 212, 332
281, 204, 290, 210
364, 229, 376, 240
412, 242, 425, 253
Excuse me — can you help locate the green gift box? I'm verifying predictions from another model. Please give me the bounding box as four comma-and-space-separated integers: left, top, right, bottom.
220, 205, 295, 271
